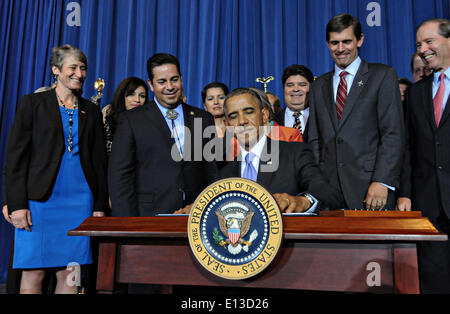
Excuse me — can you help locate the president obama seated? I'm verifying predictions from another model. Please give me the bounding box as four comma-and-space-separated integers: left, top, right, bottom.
217, 87, 343, 213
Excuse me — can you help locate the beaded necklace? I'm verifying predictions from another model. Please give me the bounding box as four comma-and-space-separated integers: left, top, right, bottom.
56, 93, 78, 153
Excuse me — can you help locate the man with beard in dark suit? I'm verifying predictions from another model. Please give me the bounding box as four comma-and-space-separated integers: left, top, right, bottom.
404, 18, 450, 293
108, 53, 218, 216
219, 87, 343, 213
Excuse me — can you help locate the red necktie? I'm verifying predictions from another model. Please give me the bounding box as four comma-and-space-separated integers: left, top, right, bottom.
336, 71, 348, 120
434, 73, 445, 127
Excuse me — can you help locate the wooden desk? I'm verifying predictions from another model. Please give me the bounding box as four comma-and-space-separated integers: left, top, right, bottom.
69, 213, 447, 294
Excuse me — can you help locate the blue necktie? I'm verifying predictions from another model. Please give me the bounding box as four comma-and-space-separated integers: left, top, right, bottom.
243, 152, 257, 181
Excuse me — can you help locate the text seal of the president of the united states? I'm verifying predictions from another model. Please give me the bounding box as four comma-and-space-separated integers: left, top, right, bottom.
188, 178, 283, 280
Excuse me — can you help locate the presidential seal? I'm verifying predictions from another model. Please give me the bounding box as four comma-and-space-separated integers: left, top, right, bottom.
188, 178, 283, 280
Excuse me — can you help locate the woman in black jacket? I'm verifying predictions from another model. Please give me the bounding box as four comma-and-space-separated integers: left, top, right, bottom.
5, 44, 108, 294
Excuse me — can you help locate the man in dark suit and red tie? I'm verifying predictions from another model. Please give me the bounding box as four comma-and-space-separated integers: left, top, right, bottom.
307, 13, 405, 211
403, 18, 450, 293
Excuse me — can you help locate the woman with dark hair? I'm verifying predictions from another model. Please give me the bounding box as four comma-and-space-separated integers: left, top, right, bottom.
5, 44, 108, 294
103, 77, 149, 156
201, 81, 229, 138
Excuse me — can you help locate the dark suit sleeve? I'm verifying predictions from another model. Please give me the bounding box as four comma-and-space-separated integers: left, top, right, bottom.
108, 112, 138, 216
306, 85, 320, 164
91, 104, 109, 213
398, 88, 413, 198
294, 143, 344, 209
371, 67, 405, 188
203, 112, 220, 184
5, 95, 33, 214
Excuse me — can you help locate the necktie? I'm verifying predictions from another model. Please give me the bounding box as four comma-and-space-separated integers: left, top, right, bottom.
336, 71, 348, 120
434, 73, 446, 127
166, 109, 183, 155
293, 111, 302, 134
243, 152, 257, 182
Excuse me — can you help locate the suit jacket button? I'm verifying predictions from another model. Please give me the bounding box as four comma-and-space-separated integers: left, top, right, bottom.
338, 162, 344, 168
337, 138, 343, 144
438, 166, 443, 170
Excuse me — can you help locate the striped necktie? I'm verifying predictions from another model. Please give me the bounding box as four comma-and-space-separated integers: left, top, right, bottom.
293, 111, 302, 133
336, 71, 348, 120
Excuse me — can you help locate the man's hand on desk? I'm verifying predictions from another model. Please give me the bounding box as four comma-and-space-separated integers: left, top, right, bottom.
364, 182, 388, 210
396, 197, 412, 211
173, 204, 193, 214
273, 193, 311, 213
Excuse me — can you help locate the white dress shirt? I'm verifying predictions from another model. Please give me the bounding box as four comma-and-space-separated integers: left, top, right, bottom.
332, 56, 362, 101
284, 106, 309, 134
154, 97, 185, 157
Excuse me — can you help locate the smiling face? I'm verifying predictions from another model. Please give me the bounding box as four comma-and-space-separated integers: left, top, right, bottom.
225, 93, 269, 150
327, 26, 364, 69
412, 54, 433, 82
52, 54, 86, 92
284, 74, 310, 111
125, 85, 147, 110
148, 63, 182, 108
416, 22, 450, 73
203, 87, 226, 118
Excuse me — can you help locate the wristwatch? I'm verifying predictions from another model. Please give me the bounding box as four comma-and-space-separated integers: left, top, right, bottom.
299, 193, 315, 209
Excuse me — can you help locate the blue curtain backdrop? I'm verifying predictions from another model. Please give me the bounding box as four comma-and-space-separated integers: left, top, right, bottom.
0, 0, 449, 283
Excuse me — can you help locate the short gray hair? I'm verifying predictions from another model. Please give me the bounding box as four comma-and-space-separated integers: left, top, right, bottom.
50, 44, 88, 72
34, 86, 53, 93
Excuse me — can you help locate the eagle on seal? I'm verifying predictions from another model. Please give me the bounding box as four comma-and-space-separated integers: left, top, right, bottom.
216, 210, 254, 247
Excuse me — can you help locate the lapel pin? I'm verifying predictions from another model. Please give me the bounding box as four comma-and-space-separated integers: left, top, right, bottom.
81, 110, 86, 114
190, 111, 194, 116
358, 80, 364, 87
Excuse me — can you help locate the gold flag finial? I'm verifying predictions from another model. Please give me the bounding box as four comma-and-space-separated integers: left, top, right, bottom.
255, 76, 274, 93
91, 78, 105, 106
94, 78, 105, 94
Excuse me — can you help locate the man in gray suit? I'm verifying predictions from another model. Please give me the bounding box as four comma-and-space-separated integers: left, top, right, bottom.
307, 13, 405, 210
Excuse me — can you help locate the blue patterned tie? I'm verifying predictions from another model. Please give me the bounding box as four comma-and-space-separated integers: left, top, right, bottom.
243, 152, 257, 181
